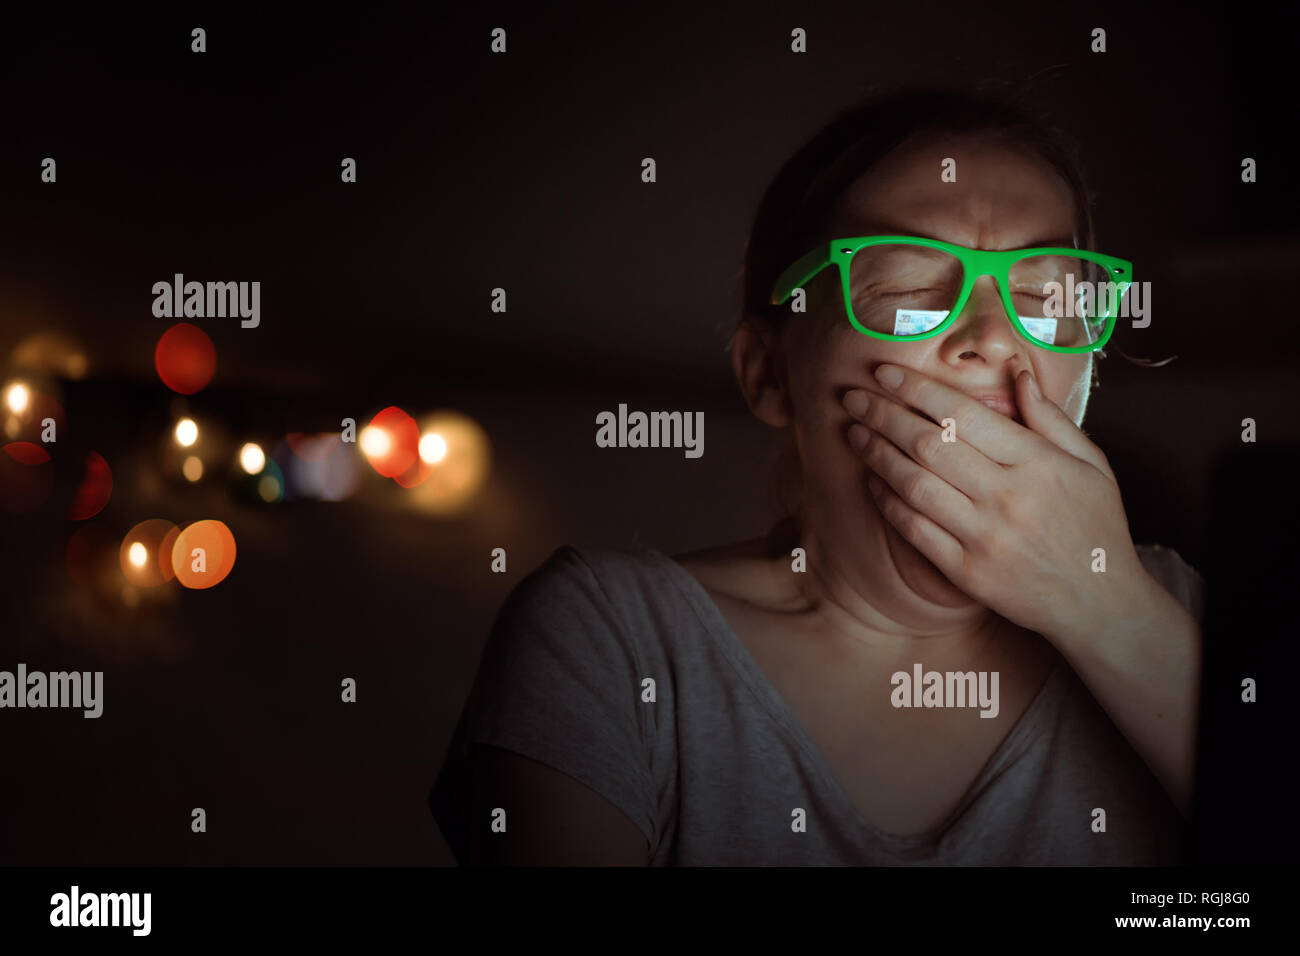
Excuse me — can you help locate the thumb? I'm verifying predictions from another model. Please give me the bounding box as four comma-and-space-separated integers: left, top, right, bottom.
1017, 368, 1115, 480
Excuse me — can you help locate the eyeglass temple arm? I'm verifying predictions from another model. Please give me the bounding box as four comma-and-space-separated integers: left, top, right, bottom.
770, 243, 834, 307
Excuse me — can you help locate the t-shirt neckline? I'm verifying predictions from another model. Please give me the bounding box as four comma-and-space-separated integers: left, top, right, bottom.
644, 546, 1068, 849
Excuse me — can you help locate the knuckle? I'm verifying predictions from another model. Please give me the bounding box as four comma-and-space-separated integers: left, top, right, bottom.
1002, 493, 1034, 527
983, 525, 1015, 560
958, 411, 983, 440
990, 485, 1017, 515
912, 430, 944, 463
862, 437, 884, 466
984, 494, 1021, 539
902, 470, 930, 505
863, 400, 884, 430
899, 508, 926, 539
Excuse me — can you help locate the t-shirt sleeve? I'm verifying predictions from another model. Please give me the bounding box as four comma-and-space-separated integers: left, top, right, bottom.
429, 545, 657, 855
1136, 544, 1206, 624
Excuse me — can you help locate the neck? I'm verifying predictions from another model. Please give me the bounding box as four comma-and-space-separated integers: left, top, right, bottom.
768, 515, 1019, 668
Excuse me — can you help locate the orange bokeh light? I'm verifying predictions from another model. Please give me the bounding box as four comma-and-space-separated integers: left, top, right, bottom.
171, 519, 237, 589
158, 525, 180, 582
119, 518, 178, 588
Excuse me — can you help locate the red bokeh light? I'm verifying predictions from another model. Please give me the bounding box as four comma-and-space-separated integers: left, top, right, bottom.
4, 441, 50, 466
68, 451, 113, 520
362, 406, 419, 478
154, 323, 216, 394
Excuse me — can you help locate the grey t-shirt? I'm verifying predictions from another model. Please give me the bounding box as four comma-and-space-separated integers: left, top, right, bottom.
431, 542, 1205, 865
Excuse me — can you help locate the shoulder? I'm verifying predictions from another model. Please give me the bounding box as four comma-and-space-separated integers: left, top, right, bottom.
490, 544, 690, 666
434, 545, 667, 858
507, 544, 679, 618
1134, 543, 1206, 623
467, 544, 670, 762
493, 545, 629, 638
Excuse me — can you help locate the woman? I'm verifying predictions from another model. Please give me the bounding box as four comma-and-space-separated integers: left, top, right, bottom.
429, 89, 1205, 865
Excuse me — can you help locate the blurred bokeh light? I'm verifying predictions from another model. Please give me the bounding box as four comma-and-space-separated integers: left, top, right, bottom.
5, 382, 29, 414
418, 432, 447, 464
9, 330, 90, 380
361, 406, 419, 479
281, 432, 361, 501
119, 518, 177, 588
68, 451, 112, 521
239, 442, 265, 475
155, 323, 216, 394
2, 376, 66, 444
174, 418, 199, 447
407, 410, 491, 514
172, 519, 237, 589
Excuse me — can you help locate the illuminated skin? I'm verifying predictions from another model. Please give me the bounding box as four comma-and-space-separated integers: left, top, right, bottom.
721, 132, 1201, 819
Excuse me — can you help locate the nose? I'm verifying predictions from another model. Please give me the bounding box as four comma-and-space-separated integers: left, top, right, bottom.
944, 275, 1022, 361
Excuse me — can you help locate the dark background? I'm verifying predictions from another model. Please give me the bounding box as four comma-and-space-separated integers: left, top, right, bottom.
0, 2, 1293, 864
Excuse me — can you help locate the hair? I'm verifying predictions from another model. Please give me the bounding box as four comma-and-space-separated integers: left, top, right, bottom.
733, 87, 1102, 530
739, 87, 1097, 331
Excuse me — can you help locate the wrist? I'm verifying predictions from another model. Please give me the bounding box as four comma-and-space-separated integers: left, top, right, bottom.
1052, 565, 1180, 662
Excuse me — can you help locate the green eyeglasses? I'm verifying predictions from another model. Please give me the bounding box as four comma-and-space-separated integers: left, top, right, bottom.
770, 236, 1132, 354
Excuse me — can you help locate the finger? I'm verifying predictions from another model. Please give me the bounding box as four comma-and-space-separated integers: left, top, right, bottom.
1015, 369, 1116, 480
866, 472, 965, 576
873, 363, 1036, 467
843, 388, 1001, 501
851, 425, 982, 544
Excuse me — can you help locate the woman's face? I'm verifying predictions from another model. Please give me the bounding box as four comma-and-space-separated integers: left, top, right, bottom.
742, 133, 1095, 612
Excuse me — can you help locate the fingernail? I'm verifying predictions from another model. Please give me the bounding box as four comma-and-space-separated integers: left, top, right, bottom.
874, 364, 903, 389
843, 389, 871, 418
848, 424, 872, 452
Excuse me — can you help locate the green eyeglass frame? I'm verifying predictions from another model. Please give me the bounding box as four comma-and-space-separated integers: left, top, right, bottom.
769, 236, 1133, 354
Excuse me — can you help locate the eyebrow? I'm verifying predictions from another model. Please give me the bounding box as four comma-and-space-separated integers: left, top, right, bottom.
839, 222, 1079, 250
